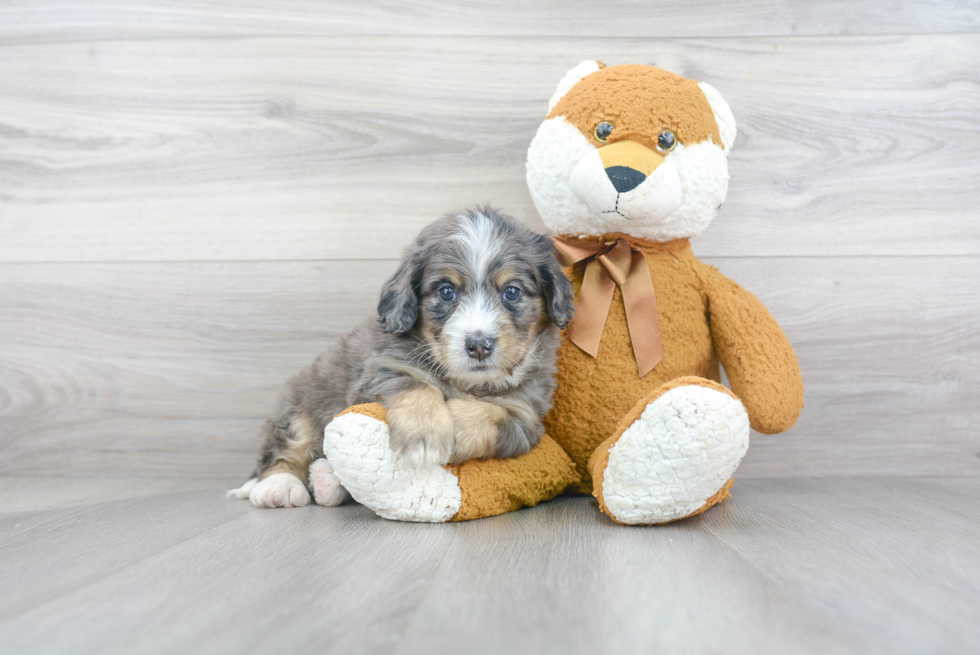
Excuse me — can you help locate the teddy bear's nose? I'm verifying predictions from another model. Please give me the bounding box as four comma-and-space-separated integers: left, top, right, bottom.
605, 166, 647, 193
597, 140, 665, 194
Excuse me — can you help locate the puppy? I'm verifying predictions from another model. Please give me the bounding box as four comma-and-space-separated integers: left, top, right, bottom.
232, 206, 575, 508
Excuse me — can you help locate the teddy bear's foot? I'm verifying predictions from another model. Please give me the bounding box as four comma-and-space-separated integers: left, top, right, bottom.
590, 377, 750, 525
323, 404, 462, 522
323, 403, 579, 523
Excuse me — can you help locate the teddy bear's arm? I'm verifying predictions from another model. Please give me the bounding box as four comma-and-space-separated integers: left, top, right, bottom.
698, 264, 804, 434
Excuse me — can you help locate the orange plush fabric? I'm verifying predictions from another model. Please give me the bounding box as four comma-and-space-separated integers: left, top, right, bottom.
448, 435, 579, 521
695, 264, 805, 433
544, 234, 804, 493
548, 65, 724, 152
338, 402, 388, 422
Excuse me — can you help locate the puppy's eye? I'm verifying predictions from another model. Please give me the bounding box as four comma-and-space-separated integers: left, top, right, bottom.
502, 286, 521, 302
594, 121, 614, 142
657, 129, 676, 153
438, 285, 456, 302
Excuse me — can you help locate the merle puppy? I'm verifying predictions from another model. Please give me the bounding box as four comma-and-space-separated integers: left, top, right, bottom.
232, 207, 575, 508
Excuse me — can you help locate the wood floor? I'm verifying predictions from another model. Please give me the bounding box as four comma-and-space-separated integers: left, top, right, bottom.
1, 476, 977, 654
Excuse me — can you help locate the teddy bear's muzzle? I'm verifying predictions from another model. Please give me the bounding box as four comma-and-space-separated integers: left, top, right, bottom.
569, 140, 683, 225
598, 140, 665, 192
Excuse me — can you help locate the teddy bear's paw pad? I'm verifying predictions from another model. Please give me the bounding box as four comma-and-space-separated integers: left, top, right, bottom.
248, 472, 312, 508
601, 384, 749, 524
323, 412, 461, 522
308, 458, 350, 506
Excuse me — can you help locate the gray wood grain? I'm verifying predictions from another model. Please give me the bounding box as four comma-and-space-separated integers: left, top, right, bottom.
1, 35, 978, 261
0, 476, 239, 538
0, 486, 252, 618
0, 259, 396, 477
0, 0, 976, 43
0, 477, 977, 655
0, 478, 248, 539
0, 482, 458, 654
0, 476, 239, 513
2, 256, 978, 479
703, 478, 980, 654
395, 496, 857, 655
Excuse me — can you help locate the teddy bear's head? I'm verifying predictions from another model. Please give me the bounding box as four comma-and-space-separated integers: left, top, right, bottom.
526, 61, 737, 241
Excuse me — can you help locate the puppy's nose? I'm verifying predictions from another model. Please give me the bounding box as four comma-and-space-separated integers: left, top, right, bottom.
465, 333, 496, 360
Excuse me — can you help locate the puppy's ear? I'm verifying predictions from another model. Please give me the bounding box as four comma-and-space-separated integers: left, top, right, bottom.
378, 257, 419, 334
539, 243, 576, 330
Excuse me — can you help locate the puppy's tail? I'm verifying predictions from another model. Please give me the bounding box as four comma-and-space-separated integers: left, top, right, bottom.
227, 477, 258, 499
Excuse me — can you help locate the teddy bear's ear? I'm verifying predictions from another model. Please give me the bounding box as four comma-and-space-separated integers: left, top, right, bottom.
547, 60, 603, 112
698, 82, 737, 151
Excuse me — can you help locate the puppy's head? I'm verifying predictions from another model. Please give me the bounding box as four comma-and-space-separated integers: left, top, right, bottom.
378, 207, 574, 387
526, 62, 737, 241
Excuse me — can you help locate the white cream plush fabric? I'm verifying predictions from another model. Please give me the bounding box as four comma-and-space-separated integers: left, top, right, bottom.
323, 411, 462, 522
600, 385, 750, 524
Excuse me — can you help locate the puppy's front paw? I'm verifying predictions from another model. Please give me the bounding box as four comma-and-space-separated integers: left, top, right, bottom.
446, 398, 507, 463
387, 385, 454, 468
248, 472, 311, 508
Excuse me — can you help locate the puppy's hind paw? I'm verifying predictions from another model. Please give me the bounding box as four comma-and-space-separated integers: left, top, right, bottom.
308, 458, 350, 506
248, 472, 311, 508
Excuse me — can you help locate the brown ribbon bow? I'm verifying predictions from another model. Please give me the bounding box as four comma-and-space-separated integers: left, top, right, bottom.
552, 237, 664, 378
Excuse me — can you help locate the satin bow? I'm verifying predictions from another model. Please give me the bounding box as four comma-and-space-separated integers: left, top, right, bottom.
551, 237, 664, 378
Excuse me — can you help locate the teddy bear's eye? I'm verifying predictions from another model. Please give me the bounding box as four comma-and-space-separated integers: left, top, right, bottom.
594, 121, 614, 142
657, 129, 676, 152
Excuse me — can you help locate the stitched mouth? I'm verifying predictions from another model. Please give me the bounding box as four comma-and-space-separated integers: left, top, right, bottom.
600, 194, 630, 220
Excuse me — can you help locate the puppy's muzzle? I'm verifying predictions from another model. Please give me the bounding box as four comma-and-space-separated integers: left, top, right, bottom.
599, 141, 664, 193
465, 332, 496, 361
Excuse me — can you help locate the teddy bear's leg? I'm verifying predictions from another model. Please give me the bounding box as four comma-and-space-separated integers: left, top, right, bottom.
323, 403, 579, 522
589, 376, 750, 525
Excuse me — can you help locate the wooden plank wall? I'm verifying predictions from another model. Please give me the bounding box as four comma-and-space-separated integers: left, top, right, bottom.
1, 1, 978, 478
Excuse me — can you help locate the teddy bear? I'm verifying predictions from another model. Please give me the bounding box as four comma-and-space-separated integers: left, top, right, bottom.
319, 61, 804, 524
